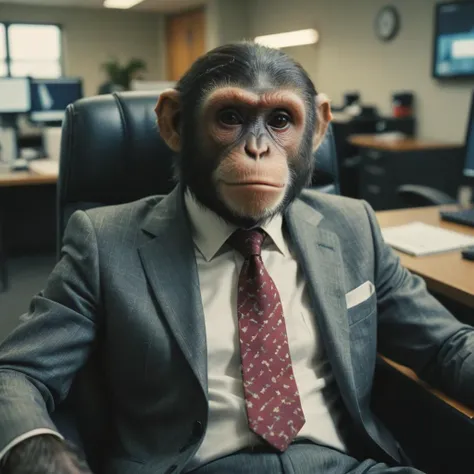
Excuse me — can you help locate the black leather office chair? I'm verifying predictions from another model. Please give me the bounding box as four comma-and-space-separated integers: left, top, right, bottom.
55, 92, 473, 473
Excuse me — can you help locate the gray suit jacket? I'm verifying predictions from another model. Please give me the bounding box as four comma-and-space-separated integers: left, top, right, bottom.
0, 187, 473, 474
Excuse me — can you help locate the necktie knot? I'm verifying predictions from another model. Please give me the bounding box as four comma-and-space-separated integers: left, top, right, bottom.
228, 229, 265, 258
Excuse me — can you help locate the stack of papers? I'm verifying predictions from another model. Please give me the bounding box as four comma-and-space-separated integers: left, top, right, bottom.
382, 222, 474, 256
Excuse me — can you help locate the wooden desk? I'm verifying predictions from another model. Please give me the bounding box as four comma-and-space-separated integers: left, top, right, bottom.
376, 205, 474, 420
349, 134, 460, 151
0, 170, 57, 187
0, 166, 58, 291
0, 163, 58, 187
376, 205, 474, 308
379, 355, 474, 419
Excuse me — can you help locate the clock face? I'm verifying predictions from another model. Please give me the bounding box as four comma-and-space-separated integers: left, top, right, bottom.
375, 6, 400, 41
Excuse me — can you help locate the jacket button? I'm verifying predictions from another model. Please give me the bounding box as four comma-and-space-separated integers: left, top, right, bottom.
179, 420, 204, 453
164, 466, 178, 474
192, 420, 204, 438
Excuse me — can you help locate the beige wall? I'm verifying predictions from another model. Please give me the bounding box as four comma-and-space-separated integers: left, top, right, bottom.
0, 3, 165, 97
206, 0, 249, 50
247, 0, 474, 141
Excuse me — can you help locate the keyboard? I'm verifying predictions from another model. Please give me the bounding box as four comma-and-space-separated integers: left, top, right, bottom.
440, 208, 474, 228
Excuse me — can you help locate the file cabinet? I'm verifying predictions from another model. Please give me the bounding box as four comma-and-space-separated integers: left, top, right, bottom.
349, 136, 464, 210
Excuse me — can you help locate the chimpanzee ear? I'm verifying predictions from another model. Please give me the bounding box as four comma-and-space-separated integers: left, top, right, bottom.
155, 89, 182, 152
312, 93, 333, 152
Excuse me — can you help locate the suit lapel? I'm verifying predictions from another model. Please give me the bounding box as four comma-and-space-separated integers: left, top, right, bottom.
138, 188, 208, 396
285, 199, 361, 421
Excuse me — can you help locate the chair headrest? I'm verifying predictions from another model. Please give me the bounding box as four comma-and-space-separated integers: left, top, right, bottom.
59, 92, 176, 208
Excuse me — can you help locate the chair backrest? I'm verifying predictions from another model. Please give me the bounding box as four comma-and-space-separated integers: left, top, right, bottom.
55, 91, 340, 471
312, 123, 340, 194
58, 92, 339, 249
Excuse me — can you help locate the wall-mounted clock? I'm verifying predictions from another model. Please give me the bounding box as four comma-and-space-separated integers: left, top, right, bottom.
375, 5, 401, 42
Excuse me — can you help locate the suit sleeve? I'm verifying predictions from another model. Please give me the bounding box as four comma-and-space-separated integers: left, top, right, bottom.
362, 201, 474, 407
0, 210, 101, 453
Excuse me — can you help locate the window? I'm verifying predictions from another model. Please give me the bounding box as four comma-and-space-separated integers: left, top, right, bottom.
0, 24, 6, 77
0, 23, 62, 78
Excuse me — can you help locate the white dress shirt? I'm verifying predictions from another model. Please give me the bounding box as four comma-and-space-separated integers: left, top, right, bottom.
184, 192, 347, 470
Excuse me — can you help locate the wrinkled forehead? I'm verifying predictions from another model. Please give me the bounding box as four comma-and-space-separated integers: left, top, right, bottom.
202, 86, 307, 113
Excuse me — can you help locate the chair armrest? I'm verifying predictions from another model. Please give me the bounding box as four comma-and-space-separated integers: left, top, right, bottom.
373, 355, 474, 474
379, 355, 474, 419
397, 185, 457, 206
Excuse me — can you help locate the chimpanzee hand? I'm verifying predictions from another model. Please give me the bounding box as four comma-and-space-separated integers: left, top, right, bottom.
2, 434, 92, 474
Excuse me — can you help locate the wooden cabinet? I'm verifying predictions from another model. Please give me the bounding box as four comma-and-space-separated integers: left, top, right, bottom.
349, 136, 464, 211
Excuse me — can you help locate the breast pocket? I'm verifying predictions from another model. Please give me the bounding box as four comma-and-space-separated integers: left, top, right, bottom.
346, 282, 376, 326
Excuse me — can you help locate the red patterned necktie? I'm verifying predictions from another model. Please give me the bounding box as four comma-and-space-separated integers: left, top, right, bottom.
228, 228, 305, 452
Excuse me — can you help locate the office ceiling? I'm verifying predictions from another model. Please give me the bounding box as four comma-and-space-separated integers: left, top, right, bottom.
0, 0, 207, 13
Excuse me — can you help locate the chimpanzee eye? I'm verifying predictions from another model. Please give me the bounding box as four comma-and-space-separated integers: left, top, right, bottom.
268, 112, 291, 130
218, 109, 243, 126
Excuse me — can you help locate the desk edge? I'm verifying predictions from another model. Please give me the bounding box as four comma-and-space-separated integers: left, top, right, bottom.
379, 355, 474, 419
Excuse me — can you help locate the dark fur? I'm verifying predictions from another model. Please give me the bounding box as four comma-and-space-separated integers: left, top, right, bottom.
2, 435, 91, 474
174, 42, 319, 228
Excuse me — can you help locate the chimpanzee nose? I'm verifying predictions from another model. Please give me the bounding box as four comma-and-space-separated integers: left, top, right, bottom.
244, 135, 269, 159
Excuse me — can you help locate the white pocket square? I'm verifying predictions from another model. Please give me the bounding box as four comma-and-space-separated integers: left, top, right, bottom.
345, 281, 375, 309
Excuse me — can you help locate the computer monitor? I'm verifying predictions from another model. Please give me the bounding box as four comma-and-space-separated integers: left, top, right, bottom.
0, 77, 31, 114
30, 78, 83, 124
464, 115, 474, 179
433, 2, 474, 79
463, 91, 474, 179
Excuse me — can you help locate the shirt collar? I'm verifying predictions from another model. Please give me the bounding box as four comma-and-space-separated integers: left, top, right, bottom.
184, 190, 288, 262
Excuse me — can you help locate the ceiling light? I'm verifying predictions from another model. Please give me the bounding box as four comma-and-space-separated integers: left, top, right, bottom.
104, 0, 145, 9
255, 29, 319, 49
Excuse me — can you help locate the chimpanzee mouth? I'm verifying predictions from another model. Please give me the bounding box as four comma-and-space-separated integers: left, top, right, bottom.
224, 181, 285, 188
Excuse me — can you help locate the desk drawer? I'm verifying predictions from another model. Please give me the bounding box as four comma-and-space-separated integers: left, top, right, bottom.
364, 149, 385, 162
366, 184, 383, 196
360, 163, 390, 189
360, 185, 392, 210
359, 167, 392, 210
364, 165, 387, 177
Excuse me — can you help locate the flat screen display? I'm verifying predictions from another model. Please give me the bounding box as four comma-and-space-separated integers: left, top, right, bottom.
30, 78, 83, 123
434, 2, 474, 79
465, 94, 474, 177
0, 77, 31, 114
